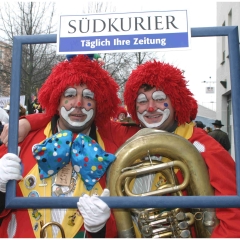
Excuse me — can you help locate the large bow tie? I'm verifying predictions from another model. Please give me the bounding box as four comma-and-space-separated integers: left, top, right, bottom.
32, 130, 116, 190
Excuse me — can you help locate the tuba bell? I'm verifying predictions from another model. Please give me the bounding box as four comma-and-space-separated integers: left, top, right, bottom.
107, 128, 219, 238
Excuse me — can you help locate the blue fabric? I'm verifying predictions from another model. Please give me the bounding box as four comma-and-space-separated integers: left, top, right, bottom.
0, 124, 3, 133
66, 54, 94, 61
32, 130, 116, 190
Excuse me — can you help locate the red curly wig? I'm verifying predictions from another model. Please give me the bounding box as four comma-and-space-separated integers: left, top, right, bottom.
38, 55, 121, 126
189, 96, 198, 121
124, 60, 198, 125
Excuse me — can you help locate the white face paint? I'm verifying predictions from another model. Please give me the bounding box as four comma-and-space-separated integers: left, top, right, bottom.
60, 107, 94, 127
58, 84, 96, 132
136, 88, 175, 130
137, 108, 170, 128
82, 88, 94, 100
152, 91, 166, 101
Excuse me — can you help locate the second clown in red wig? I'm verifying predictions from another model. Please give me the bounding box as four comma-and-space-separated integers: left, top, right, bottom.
124, 60, 198, 125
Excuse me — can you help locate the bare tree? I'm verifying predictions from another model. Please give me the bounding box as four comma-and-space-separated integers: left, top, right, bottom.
0, 2, 64, 110
84, 1, 116, 13
0, 41, 12, 96
82, 1, 160, 103
102, 51, 158, 102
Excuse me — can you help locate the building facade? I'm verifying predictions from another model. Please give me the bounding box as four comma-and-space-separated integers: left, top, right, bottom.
216, 2, 240, 159
195, 104, 216, 129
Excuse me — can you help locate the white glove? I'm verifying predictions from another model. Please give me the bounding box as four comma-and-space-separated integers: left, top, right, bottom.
0, 153, 22, 192
77, 188, 111, 233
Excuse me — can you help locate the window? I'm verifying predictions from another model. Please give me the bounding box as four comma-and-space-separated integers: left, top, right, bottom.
226, 10, 232, 59
206, 86, 215, 93
222, 50, 225, 64
221, 21, 226, 65
227, 94, 232, 150
228, 9, 232, 26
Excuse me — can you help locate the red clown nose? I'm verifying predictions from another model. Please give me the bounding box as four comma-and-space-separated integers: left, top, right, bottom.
148, 107, 154, 112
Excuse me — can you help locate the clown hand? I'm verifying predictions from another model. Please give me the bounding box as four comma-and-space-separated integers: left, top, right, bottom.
77, 189, 110, 233
0, 153, 22, 192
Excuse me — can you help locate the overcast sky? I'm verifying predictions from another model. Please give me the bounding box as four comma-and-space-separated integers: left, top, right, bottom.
56, 0, 218, 110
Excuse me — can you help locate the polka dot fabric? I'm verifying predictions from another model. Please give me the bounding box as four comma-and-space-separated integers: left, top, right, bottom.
71, 134, 116, 190
32, 130, 116, 190
32, 130, 73, 179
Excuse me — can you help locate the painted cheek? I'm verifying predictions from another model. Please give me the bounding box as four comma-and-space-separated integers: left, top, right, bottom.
136, 105, 139, 112
63, 99, 75, 111
83, 102, 92, 110
136, 104, 146, 114
164, 102, 168, 107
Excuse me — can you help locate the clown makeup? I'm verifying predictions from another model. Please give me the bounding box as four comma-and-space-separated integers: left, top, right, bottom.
118, 112, 126, 121
136, 87, 175, 129
57, 84, 96, 134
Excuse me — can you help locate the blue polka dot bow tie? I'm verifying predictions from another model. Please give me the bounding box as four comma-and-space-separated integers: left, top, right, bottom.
32, 130, 116, 190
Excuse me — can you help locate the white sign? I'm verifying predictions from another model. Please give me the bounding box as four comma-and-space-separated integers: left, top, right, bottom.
0, 95, 25, 108
206, 87, 215, 94
57, 10, 190, 54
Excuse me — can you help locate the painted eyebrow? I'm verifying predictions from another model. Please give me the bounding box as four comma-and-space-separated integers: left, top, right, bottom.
83, 88, 94, 98
152, 91, 166, 99
137, 93, 147, 102
64, 88, 77, 96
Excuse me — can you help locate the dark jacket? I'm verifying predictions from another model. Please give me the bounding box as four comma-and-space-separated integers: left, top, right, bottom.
0, 123, 3, 146
208, 129, 231, 151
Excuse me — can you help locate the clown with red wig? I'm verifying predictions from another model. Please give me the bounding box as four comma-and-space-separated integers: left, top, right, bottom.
1, 59, 240, 238
0, 55, 138, 238
123, 60, 239, 238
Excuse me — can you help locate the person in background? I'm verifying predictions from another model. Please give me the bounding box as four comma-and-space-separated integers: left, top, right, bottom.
208, 119, 231, 151
19, 104, 26, 117
0, 122, 3, 134
194, 120, 206, 129
3, 60, 240, 237
3, 104, 26, 117
3, 104, 10, 115
205, 126, 212, 133
28, 97, 43, 114
113, 106, 128, 122
0, 54, 139, 238
0, 107, 9, 125
0, 108, 9, 147
0, 122, 3, 146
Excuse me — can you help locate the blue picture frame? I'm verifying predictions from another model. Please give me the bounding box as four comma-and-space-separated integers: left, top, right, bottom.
5, 26, 240, 209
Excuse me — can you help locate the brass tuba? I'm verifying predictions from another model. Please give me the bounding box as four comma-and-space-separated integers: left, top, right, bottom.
107, 128, 219, 238
40, 221, 65, 238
